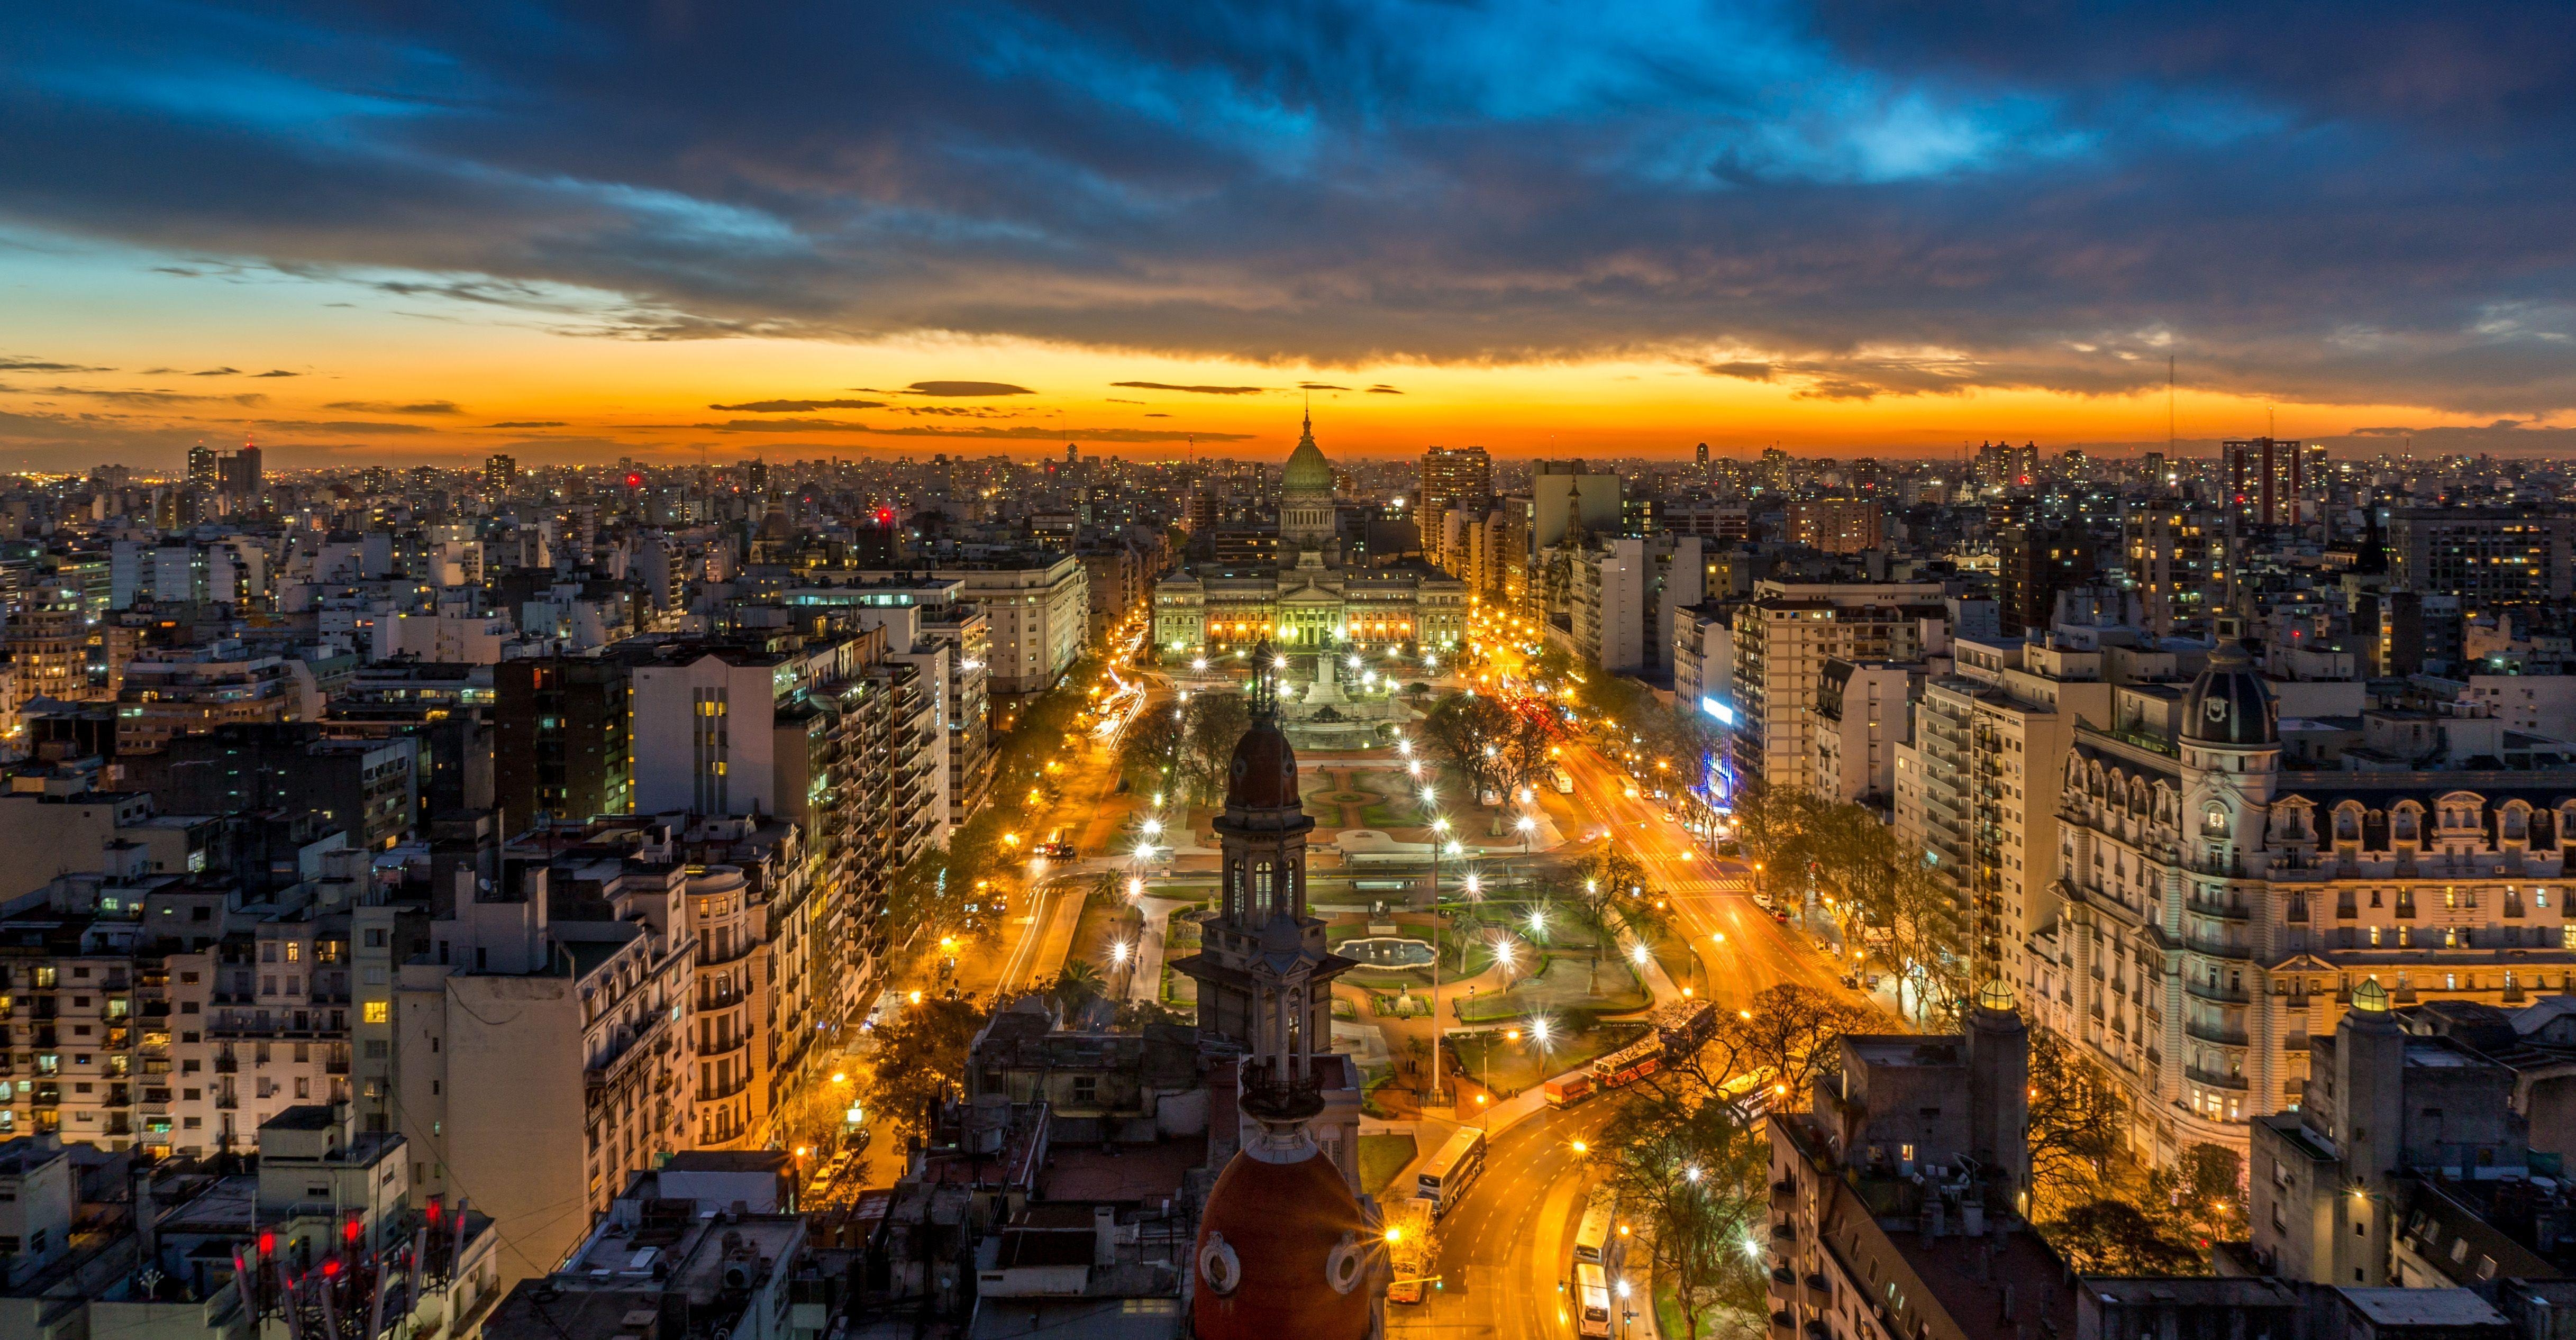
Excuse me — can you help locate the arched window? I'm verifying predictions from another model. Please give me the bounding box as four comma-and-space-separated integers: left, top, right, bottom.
1253, 860, 1275, 920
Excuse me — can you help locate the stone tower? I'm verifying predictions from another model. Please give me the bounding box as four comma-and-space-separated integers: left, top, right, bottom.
1965, 978, 2032, 1215
1175, 645, 1353, 1067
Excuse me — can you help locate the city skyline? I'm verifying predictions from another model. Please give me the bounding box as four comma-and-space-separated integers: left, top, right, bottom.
9, 3, 2576, 468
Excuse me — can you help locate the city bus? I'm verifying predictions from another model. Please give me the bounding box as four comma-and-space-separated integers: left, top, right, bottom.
1593, 1035, 1663, 1089
1416, 1125, 1487, 1218
1572, 1187, 1619, 1269
1575, 1263, 1614, 1338
1652, 998, 1718, 1056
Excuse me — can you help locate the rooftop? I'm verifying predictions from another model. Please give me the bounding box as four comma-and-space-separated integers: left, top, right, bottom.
2337, 1287, 2507, 1327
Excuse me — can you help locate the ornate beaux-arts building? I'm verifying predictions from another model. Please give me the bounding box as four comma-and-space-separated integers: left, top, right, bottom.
2032, 642, 2576, 1164
1152, 415, 1469, 660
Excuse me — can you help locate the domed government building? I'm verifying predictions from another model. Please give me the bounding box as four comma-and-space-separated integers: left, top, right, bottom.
1152, 413, 1469, 661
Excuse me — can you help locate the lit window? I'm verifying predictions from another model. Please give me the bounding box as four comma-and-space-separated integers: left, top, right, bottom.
362, 1001, 390, 1025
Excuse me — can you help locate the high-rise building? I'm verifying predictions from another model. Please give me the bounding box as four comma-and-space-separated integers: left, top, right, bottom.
494, 654, 634, 831
2122, 504, 2223, 636
1895, 625, 2122, 988
216, 442, 261, 498
1731, 580, 1950, 792
1418, 445, 1491, 530
483, 452, 518, 492
1788, 499, 1886, 554
1998, 521, 2098, 636
2386, 507, 2574, 610
2225, 436, 2305, 527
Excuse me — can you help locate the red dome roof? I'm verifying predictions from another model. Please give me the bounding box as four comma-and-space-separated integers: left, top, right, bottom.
1191, 1144, 1373, 1340
1223, 720, 1300, 810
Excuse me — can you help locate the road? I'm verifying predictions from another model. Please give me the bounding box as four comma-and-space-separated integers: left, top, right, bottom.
821, 628, 1162, 1196
1404, 1101, 1618, 1340
1395, 642, 1864, 1340
1549, 743, 1857, 1011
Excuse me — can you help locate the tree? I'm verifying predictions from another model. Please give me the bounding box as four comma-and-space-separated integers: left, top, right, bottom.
859, 996, 985, 1144
1732, 781, 1824, 877
1176, 688, 1251, 804
1422, 691, 1517, 803
1050, 959, 1106, 1018
2025, 1028, 2131, 1217
2168, 1142, 2249, 1251
2044, 1199, 2205, 1275
1590, 1089, 1767, 1340
1546, 854, 1674, 990
1656, 983, 1889, 1122
1117, 700, 1184, 793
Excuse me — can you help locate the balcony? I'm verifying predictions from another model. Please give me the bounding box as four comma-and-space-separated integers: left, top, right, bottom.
2186, 977, 2250, 1005
2184, 1017, 2249, 1047
214, 1055, 239, 1073
2184, 1065, 2248, 1092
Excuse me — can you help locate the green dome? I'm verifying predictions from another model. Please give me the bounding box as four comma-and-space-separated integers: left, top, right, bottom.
2353, 978, 2389, 1012
1281, 415, 1334, 495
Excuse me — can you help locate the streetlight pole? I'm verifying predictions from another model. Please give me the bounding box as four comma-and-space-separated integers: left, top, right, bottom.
1428, 816, 1452, 1109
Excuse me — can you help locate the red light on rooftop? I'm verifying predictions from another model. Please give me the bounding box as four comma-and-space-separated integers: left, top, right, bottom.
344, 1218, 363, 1243
625, 471, 644, 488
258, 1232, 277, 1256
322, 1260, 342, 1278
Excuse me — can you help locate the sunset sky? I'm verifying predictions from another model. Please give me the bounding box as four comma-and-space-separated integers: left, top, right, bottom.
6, 1, 2576, 470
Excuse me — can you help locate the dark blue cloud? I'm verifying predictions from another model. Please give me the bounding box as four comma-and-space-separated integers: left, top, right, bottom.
3, 1, 2574, 411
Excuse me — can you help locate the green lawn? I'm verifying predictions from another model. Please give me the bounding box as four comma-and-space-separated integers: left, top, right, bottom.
1359, 1133, 1418, 1196
1447, 1020, 1647, 1095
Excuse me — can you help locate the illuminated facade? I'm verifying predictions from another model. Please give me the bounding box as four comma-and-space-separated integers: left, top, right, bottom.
1153, 418, 1469, 658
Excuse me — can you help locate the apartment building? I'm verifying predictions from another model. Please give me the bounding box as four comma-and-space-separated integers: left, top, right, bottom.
914, 555, 1087, 698
493, 653, 633, 831
1731, 580, 1949, 792
396, 850, 696, 1289
2386, 508, 2573, 610
1810, 660, 1918, 812
1788, 499, 1886, 554
1894, 630, 2115, 987
2032, 646, 2576, 1168
781, 579, 994, 826
1418, 446, 1492, 531
2121, 504, 2225, 637
115, 642, 317, 753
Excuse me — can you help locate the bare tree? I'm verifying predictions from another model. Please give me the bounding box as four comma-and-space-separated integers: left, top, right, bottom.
1655, 982, 1891, 1122
1422, 691, 1516, 801
2025, 1027, 2131, 1217
1590, 1090, 1767, 1340
1176, 688, 1251, 804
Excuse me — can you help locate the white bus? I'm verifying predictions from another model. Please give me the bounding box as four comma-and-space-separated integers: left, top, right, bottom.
1416, 1125, 1487, 1218
1572, 1187, 1619, 1268
1576, 1262, 1614, 1338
